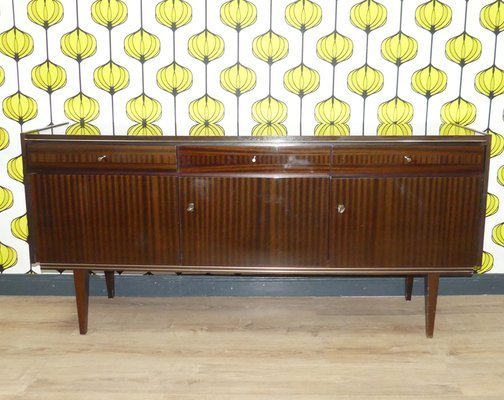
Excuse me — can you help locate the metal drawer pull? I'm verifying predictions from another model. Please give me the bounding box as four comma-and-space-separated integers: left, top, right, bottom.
186, 203, 195, 212
97, 155, 108, 162
251, 155, 257, 163
404, 155, 413, 163
337, 204, 346, 214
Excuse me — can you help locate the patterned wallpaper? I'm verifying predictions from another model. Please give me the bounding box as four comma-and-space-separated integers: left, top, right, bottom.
0, 0, 503, 274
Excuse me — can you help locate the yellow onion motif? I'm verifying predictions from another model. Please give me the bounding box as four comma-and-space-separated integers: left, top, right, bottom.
0, 127, 9, 150
189, 95, 225, 125
11, 214, 28, 242
0, 66, 4, 86
350, 0, 387, 32
316, 33, 353, 65
492, 222, 504, 247
285, 0, 322, 32
315, 124, 349, 136
377, 123, 413, 136
221, 0, 257, 31
446, 33, 482, 66
252, 31, 289, 64
126, 94, 162, 125
487, 129, 504, 158
252, 123, 287, 137
498, 165, 504, 186
128, 124, 163, 136
66, 123, 101, 135
61, 28, 97, 61
378, 97, 414, 125
480, 0, 504, 33
0, 186, 13, 213
220, 63, 256, 96
27, 0, 63, 28
487, 193, 499, 217
415, 0, 452, 33
7, 155, 23, 183
474, 251, 494, 274
439, 123, 475, 136
315, 97, 350, 136
0, 242, 17, 270
475, 66, 504, 99
189, 124, 225, 137
31, 60, 66, 94
156, 0, 192, 30
252, 96, 288, 125
91, 0, 128, 29
440, 97, 476, 126
0, 27, 34, 61
189, 30, 224, 63
381, 32, 418, 65
157, 63, 192, 95
124, 29, 161, 63
348, 64, 384, 97
411, 65, 447, 98
252, 96, 288, 137
94, 61, 129, 95
284, 64, 320, 97
3, 92, 37, 125
64, 93, 100, 123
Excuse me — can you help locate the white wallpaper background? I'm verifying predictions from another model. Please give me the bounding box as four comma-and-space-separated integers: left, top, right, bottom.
0, 0, 503, 274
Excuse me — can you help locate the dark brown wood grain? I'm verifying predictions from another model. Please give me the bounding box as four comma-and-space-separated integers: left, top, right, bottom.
29, 174, 180, 266
331, 145, 485, 175
179, 145, 331, 174
26, 142, 177, 172
179, 177, 330, 267
329, 176, 484, 271
73, 270, 89, 335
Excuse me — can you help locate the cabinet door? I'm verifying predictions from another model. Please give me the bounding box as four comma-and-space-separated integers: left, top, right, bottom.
180, 177, 329, 267
330, 177, 484, 269
28, 174, 180, 266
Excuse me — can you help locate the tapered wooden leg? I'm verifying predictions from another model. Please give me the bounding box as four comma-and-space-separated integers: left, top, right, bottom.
104, 271, 115, 299
405, 276, 414, 301
424, 273, 440, 338
73, 270, 90, 335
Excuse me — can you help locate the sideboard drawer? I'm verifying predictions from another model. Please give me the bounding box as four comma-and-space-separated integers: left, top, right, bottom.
179, 146, 331, 173
332, 145, 485, 174
26, 143, 177, 172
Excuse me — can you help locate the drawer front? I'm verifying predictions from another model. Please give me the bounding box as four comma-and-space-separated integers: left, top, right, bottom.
26, 143, 177, 172
331, 145, 485, 174
179, 146, 331, 173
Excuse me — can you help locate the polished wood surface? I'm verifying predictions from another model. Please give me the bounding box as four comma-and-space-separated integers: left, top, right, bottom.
25, 142, 177, 172
2, 295, 504, 400
331, 144, 485, 174
21, 134, 491, 336
29, 174, 180, 265
330, 176, 483, 269
180, 177, 329, 266
179, 145, 331, 174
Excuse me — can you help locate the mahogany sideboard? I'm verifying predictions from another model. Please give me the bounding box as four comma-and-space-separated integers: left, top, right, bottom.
21, 132, 491, 337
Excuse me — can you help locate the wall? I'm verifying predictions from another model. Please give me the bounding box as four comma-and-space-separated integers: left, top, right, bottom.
0, 0, 503, 274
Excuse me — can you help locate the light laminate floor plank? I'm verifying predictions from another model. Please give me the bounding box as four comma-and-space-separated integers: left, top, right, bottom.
0, 295, 503, 399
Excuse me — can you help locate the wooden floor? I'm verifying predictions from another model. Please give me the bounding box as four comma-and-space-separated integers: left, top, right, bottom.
1, 295, 504, 399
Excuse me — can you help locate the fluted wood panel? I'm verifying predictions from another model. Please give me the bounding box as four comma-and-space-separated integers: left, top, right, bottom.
29, 174, 180, 266
179, 146, 331, 174
332, 145, 485, 175
330, 176, 484, 268
26, 143, 177, 172
180, 177, 329, 267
